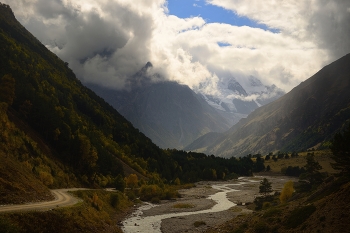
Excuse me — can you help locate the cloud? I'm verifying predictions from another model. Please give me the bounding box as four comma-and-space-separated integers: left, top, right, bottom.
3, 0, 349, 94
206, 0, 350, 60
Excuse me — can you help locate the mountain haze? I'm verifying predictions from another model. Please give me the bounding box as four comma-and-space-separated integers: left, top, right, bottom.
187, 54, 350, 157
88, 79, 232, 149
88, 62, 284, 149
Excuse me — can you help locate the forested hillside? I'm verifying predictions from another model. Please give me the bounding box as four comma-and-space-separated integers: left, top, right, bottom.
0, 2, 179, 190
0, 2, 260, 196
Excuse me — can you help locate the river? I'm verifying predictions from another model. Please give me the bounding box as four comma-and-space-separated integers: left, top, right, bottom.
121, 177, 265, 233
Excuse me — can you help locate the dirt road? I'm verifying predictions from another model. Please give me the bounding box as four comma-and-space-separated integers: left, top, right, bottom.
0, 188, 85, 213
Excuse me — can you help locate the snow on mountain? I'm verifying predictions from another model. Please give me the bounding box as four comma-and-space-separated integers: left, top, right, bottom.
195, 75, 285, 118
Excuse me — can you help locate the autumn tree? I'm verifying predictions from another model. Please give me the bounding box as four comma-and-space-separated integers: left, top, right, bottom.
280, 181, 294, 203
125, 174, 138, 189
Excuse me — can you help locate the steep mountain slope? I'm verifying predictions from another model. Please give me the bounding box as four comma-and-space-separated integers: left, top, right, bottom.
88, 78, 232, 149
0, 2, 178, 187
194, 54, 350, 157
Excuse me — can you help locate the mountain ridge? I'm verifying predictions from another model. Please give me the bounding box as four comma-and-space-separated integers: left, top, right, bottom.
187, 53, 350, 157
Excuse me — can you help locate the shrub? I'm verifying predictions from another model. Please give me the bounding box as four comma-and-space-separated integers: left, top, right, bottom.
262, 202, 271, 209
139, 184, 163, 201
254, 195, 274, 210
91, 193, 103, 210
110, 193, 120, 208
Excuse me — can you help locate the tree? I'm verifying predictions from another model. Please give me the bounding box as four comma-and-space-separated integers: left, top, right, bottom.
253, 156, 265, 172
259, 178, 273, 196
299, 153, 323, 190
114, 174, 126, 192
330, 125, 350, 174
266, 165, 271, 172
280, 181, 294, 203
125, 174, 138, 189
272, 154, 278, 162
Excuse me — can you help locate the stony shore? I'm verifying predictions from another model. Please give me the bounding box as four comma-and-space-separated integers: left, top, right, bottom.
123, 176, 297, 233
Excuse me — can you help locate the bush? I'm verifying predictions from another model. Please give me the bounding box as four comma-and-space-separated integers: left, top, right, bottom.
110, 193, 120, 208
139, 184, 163, 201
262, 202, 271, 209
254, 195, 274, 210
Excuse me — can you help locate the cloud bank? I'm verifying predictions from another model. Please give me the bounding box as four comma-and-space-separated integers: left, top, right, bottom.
4, 0, 350, 92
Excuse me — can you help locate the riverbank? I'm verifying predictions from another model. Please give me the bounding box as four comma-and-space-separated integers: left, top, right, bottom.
122, 176, 297, 233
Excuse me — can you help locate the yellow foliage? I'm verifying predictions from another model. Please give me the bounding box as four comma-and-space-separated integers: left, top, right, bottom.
39, 171, 54, 186
125, 174, 138, 189
280, 180, 294, 203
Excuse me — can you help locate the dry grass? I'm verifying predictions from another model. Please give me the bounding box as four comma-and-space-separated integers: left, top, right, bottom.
264, 150, 337, 174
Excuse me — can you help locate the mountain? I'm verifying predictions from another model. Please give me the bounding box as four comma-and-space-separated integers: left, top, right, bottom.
196, 75, 285, 117
88, 77, 232, 149
188, 54, 350, 157
88, 63, 284, 150
0, 2, 256, 196
0, 2, 180, 189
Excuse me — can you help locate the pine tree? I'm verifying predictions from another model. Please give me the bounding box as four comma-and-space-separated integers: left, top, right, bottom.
259, 178, 273, 196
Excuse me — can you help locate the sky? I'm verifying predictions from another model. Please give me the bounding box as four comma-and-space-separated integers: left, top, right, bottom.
3, 0, 350, 93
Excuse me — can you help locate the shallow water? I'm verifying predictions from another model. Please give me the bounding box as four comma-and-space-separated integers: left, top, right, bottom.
121, 178, 257, 233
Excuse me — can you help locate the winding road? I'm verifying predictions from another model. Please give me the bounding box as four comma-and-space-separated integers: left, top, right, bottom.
0, 188, 85, 213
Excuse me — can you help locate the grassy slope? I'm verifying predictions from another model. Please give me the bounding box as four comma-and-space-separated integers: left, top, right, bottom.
0, 153, 53, 204
205, 175, 350, 233
264, 150, 337, 175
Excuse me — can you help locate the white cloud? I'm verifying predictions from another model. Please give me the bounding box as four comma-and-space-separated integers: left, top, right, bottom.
3, 0, 349, 93
206, 0, 350, 60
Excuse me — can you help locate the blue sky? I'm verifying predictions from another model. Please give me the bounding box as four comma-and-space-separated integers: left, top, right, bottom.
167, 0, 277, 32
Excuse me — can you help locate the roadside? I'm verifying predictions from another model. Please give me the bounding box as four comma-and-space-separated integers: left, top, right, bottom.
0, 188, 85, 213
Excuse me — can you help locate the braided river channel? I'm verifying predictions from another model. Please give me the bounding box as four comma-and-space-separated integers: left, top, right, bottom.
121, 176, 294, 233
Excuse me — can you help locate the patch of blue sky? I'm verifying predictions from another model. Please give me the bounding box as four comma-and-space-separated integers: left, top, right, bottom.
217, 42, 231, 47
167, 0, 279, 33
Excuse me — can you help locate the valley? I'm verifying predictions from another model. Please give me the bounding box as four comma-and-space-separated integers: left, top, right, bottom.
0, 2, 350, 233
122, 176, 296, 233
